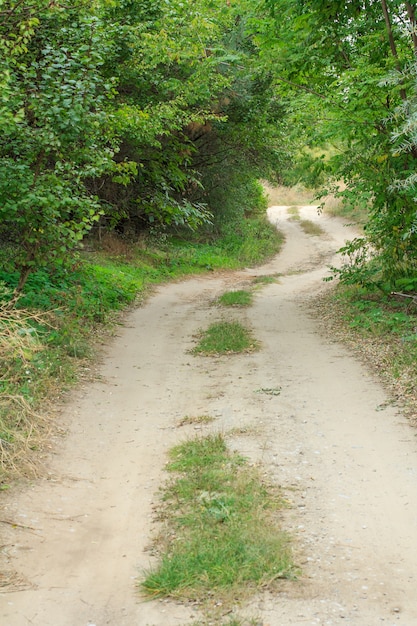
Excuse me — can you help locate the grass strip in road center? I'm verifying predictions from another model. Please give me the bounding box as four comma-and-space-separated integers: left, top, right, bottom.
140, 434, 294, 606
217, 290, 254, 308
191, 321, 260, 355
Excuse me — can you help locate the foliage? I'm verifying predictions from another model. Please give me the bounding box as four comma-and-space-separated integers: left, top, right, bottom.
258, 0, 417, 289
0, 1, 115, 290
99, 0, 288, 235
0, 0, 290, 289
141, 434, 293, 601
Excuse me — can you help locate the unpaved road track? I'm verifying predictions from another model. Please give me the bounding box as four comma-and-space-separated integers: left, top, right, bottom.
1, 206, 417, 626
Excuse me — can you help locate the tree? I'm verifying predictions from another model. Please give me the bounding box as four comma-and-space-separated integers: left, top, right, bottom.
93, 0, 289, 234
0, 0, 291, 293
258, 0, 417, 291
0, 1, 114, 291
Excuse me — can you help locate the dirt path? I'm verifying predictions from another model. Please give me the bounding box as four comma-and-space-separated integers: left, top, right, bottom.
1, 206, 417, 626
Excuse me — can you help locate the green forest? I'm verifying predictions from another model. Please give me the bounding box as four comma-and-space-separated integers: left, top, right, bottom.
2, 0, 417, 291
1, 0, 417, 478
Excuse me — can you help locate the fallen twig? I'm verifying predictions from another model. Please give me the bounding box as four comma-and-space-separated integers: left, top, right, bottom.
391, 291, 417, 304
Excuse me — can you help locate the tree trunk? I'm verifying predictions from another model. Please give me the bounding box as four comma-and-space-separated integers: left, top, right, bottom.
15, 266, 32, 294
380, 0, 407, 100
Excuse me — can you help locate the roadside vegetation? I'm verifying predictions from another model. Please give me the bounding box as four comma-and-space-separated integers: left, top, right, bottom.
141, 433, 294, 620
0, 216, 282, 485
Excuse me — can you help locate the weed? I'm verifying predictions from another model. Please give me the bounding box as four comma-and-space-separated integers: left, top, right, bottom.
255, 387, 282, 396
177, 415, 215, 427
140, 434, 294, 604
252, 274, 279, 285
191, 321, 260, 355
217, 290, 253, 308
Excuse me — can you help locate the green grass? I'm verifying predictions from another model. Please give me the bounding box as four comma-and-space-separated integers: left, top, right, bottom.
216, 216, 285, 265
217, 290, 253, 307
191, 321, 260, 355
140, 434, 294, 604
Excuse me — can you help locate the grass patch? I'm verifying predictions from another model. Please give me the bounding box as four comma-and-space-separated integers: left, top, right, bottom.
140, 433, 294, 604
252, 274, 279, 285
217, 290, 253, 308
286, 206, 325, 236
191, 321, 260, 355
287, 206, 300, 220
255, 387, 282, 396
299, 219, 325, 236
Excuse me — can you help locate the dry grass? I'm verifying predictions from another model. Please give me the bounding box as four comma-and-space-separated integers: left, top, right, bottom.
0, 394, 52, 481
263, 183, 316, 207
0, 570, 33, 592
0, 307, 56, 483
264, 183, 344, 225
0, 310, 46, 381
320, 191, 345, 216
299, 219, 325, 236
94, 231, 136, 259
177, 414, 215, 427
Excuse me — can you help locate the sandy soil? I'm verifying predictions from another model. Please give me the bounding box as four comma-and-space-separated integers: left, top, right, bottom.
1, 206, 417, 626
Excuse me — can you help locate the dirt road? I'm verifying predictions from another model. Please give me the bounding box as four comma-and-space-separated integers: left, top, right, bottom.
1, 206, 417, 626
